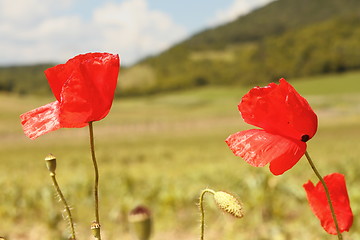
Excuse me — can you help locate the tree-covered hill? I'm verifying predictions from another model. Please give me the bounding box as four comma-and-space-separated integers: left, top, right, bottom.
183, 0, 360, 49
119, 0, 360, 95
1, 0, 360, 96
0, 64, 53, 95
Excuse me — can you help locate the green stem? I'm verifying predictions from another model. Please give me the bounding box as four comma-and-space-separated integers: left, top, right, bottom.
305, 151, 342, 240
89, 121, 101, 240
199, 189, 216, 240
50, 173, 76, 239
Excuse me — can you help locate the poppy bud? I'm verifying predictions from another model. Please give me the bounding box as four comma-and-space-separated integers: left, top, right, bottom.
45, 153, 57, 175
128, 206, 152, 240
91, 221, 101, 239
213, 191, 244, 218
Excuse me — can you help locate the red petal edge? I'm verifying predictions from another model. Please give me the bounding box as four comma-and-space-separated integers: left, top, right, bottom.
225, 129, 306, 175
20, 101, 61, 140
45, 52, 120, 104
46, 53, 120, 123
239, 79, 318, 142
20, 53, 120, 139
303, 173, 353, 235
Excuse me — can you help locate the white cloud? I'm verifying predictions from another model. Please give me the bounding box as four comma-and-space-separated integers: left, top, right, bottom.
0, 0, 72, 26
92, 0, 187, 65
209, 0, 275, 26
0, 0, 187, 65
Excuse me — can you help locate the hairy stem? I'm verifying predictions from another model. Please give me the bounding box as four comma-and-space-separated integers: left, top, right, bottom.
305, 151, 342, 240
199, 189, 216, 240
89, 122, 101, 240
50, 174, 76, 239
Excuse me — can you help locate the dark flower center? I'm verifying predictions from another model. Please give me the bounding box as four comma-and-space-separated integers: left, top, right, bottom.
301, 135, 310, 142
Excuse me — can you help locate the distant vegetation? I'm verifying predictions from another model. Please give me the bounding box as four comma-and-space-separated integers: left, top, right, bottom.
1, 0, 360, 96
1, 73, 360, 239
120, 0, 360, 95
0, 64, 53, 95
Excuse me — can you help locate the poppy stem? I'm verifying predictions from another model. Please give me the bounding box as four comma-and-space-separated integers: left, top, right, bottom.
89, 122, 101, 240
305, 151, 342, 240
199, 189, 216, 240
50, 173, 77, 239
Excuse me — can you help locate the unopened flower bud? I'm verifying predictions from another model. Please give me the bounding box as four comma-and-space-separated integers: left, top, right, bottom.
128, 206, 152, 240
91, 221, 101, 239
213, 191, 244, 218
45, 153, 57, 175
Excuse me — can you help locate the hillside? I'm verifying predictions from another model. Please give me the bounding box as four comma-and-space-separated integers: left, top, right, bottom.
120, 0, 360, 95
183, 0, 360, 49
0, 64, 53, 95
1, 0, 360, 96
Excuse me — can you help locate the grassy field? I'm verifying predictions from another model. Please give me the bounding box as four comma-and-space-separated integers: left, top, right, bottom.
0, 71, 360, 239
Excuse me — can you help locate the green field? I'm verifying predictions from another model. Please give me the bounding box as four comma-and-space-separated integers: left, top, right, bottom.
0, 72, 359, 240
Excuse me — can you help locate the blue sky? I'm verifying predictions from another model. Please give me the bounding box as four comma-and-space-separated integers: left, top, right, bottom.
0, 0, 274, 66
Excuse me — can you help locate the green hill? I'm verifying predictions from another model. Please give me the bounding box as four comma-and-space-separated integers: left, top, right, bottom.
120, 0, 360, 95
0, 64, 53, 95
1, 0, 360, 96
183, 0, 360, 49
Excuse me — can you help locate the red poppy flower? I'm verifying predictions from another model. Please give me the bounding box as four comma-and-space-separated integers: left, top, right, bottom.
225, 79, 318, 175
303, 173, 353, 234
20, 52, 120, 139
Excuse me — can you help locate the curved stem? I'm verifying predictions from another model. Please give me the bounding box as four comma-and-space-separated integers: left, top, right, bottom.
305, 151, 342, 240
50, 174, 76, 239
89, 122, 101, 240
199, 189, 216, 240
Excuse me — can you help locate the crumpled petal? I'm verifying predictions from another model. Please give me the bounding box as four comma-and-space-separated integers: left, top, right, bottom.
20, 101, 61, 140
45, 52, 120, 124
239, 79, 318, 142
225, 129, 306, 175
20, 52, 120, 139
303, 173, 353, 235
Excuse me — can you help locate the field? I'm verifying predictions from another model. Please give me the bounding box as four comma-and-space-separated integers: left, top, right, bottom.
0, 72, 360, 239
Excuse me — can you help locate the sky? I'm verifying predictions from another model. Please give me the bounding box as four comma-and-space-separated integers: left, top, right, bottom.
0, 0, 274, 66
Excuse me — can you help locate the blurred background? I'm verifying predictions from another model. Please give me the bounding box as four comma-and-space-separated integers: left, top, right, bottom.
0, 0, 359, 239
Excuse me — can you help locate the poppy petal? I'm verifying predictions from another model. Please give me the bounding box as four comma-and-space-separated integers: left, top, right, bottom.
225, 129, 306, 175
45, 53, 120, 123
20, 53, 120, 139
239, 79, 318, 142
303, 173, 353, 235
58, 71, 98, 127
20, 101, 61, 140
77, 53, 119, 122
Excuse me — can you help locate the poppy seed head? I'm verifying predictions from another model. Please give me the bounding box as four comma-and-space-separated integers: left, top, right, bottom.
44, 153, 57, 174
91, 221, 101, 238
213, 191, 244, 218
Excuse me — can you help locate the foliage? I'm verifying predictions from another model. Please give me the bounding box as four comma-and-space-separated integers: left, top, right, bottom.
124, 0, 360, 94
139, 15, 360, 93
184, 0, 360, 49
0, 64, 53, 95
258, 15, 360, 78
